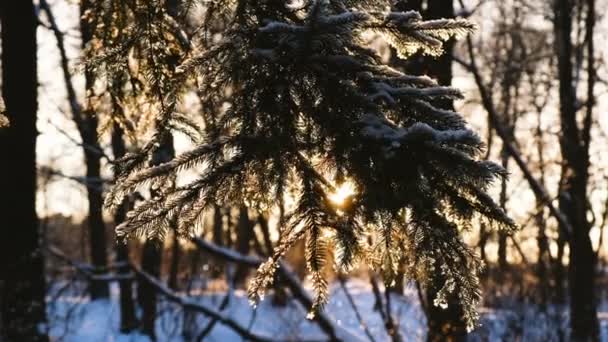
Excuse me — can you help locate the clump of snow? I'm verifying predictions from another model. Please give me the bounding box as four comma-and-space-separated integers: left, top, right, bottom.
359, 113, 479, 158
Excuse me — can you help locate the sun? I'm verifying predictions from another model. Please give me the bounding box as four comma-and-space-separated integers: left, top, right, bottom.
328, 181, 356, 208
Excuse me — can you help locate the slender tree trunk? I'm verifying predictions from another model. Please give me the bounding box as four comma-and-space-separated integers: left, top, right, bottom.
213, 205, 224, 247
554, 229, 566, 304
536, 201, 549, 307
234, 205, 253, 284
138, 240, 162, 340
535, 110, 550, 308
211, 205, 224, 278
111, 119, 138, 332
498, 150, 509, 270
168, 229, 181, 290
408, 1, 467, 340
80, 0, 109, 299
555, 167, 568, 305
182, 244, 201, 340
554, 0, 598, 339
164, 0, 182, 295
478, 222, 488, 264
394, 0, 468, 337
257, 214, 274, 255
138, 134, 175, 340
258, 213, 288, 306
83, 143, 109, 299
0, 2, 48, 340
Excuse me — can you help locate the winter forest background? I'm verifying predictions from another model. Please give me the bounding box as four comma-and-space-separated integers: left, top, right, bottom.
1, 0, 608, 341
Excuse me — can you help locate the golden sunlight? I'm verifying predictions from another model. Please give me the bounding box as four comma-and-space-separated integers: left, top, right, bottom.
328, 181, 356, 209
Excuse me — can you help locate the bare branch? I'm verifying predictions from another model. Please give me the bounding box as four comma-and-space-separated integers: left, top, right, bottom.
455, 41, 574, 241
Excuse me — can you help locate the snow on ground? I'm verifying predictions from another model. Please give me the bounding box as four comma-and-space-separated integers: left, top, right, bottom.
47, 280, 608, 341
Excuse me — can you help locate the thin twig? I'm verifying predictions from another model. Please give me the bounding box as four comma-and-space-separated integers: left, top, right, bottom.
454, 45, 574, 241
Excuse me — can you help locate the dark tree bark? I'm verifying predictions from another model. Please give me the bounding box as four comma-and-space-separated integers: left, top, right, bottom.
138, 241, 162, 338
0, 1, 48, 340
534, 112, 550, 308
393, 1, 467, 340
168, 229, 181, 290
526, 73, 554, 306
419, 1, 467, 340
138, 134, 175, 340
258, 213, 288, 306
211, 205, 225, 278
257, 214, 274, 256
554, 0, 599, 339
165, 0, 183, 294
554, 226, 567, 304
497, 150, 509, 270
138, 240, 163, 340
80, 0, 110, 299
478, 222, 488, 264
213, 205, 224, 247
111, 118, 138, 332
234, 205, 254, 284
138, 1, 183, 337
494, 8, 527, 271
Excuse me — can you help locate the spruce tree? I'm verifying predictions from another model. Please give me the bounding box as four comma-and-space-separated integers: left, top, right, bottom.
94, 0, 516, 330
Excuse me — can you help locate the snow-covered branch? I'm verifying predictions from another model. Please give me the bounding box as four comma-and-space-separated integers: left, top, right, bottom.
190, 236, 363, 341
360, 114, 480, 153
131, 265, 278, 342
47, 245, 134, 282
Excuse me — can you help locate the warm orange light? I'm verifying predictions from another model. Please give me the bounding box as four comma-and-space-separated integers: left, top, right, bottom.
328, 182, 356, 209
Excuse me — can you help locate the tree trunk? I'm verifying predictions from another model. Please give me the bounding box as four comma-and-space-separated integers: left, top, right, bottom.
182, 242, 201, 340
498, 150, 509, 270
138, 240, 162, 340
168, 229, 181, 290
536, 202, 549, 307
258, 213, 288, 306
535, 110, 550, 308
165, 0, 182, 294
554, 0, 598, 339
138, 134, 175, 340
403, 1, 468, 340
211, 205, 224, 278
80, 0, 109, 300
554, 230, 566, 304
111, 120, 138, 332
234, 205, 253, 285
0, 1, 48, 340
83, 142, 109, 299
478, 222, 488, 264
393, 0, 468, 337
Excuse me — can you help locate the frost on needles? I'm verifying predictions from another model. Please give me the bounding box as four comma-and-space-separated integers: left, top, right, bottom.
97, 0, 516, 331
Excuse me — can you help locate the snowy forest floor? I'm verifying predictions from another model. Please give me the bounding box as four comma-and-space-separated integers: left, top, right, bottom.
47, 279, 608, 342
